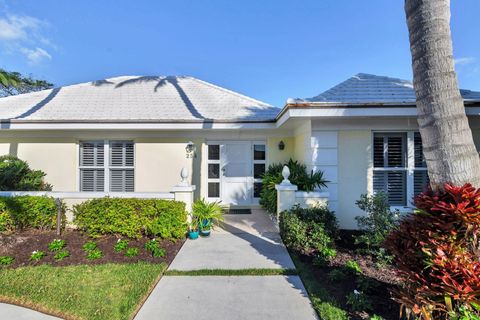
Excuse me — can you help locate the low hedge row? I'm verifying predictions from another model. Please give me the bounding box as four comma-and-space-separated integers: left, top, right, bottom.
0, 196, 64, 232
279, 205, 338, 256
73, 198, 187, 240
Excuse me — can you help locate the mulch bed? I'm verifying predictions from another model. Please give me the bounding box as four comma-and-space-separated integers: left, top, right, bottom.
300, 230, 402, 320
0, 229, 185, 268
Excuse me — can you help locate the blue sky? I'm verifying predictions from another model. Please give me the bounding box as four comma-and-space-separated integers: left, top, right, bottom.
0, 0, 479, 107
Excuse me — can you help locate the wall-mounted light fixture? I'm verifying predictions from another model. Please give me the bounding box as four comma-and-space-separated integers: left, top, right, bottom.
186, 141, 196, 158
278, 140, 285, 151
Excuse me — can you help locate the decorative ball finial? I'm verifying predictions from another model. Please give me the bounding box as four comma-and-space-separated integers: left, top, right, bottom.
281, 165, 291, 185
180, 167, 189, 186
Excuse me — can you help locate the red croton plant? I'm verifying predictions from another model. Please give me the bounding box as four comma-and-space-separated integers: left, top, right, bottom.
386, 183, 480, 319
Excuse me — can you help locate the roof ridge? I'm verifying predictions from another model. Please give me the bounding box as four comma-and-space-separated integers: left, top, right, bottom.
188, 77, 275, 108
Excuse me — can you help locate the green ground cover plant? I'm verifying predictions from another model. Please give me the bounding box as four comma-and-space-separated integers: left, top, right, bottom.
54, 250, 70, 261
29, 251, 46, 261
0, 256, 14, 266
0, 263, 166, 320
144, 239, 166, 258
48, 239, 65, 252
124, 247, 139, 258
73, 198, 187, 239
114, 239, 128, 253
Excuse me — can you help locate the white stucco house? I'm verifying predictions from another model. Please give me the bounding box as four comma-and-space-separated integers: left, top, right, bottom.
1, 73, 479, 229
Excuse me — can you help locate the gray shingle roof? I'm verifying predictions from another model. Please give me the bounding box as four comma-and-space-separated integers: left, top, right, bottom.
305, 73, 480, 104
0, 76, 279, 122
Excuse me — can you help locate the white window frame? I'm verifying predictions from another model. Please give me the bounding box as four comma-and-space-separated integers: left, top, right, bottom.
252, 142, 267, 200
372, 131, 426, 211
78, 140, 135, 192
206, 144, 221, 201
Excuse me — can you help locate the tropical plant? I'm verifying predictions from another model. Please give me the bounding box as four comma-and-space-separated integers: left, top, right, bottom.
260, 159, 328, 213
82, 241, 97, 252
354, 193, 398, 265
405, 0, 480, 187
344, 260, 362, 274
0, 155, 52, 191
86, 249, 103, 260
0, 69, 53, 97
192, 198, 225, 231
386, 184, 480, 319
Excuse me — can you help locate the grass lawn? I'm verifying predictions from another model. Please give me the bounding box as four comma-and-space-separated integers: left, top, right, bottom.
0, 262, 166, 320
291, 254, 349, 320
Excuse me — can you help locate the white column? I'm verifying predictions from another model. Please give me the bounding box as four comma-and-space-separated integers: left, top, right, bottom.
171, 167, 196, 222
274, 166, 298, 221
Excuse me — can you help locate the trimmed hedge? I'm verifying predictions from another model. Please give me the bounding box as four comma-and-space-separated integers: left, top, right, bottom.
73, 198, 187, 239
279, 205, 338, 256
0, 196, 64, 232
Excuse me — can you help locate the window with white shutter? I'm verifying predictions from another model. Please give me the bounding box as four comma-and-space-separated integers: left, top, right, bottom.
109, 141, 134, 192
413, 132, 429, 196
79, 141, 105, 191
79, 140, 135, 192
373, 133, 407, 206
372, 132, 430, 207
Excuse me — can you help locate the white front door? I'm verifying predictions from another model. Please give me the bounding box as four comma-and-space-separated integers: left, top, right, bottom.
221, 142, 252, 205
206, 141, 266, 206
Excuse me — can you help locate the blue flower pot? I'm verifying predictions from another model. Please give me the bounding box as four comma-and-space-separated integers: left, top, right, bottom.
188, 230, 199, 240
200, 228, 211, 237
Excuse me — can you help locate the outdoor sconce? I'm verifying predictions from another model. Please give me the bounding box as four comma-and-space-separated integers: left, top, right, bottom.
185, 141, 196, 158
278, 140, 285, 151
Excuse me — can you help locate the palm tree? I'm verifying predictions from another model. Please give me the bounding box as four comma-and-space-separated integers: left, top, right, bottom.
0, 69, 52, 97
405, 0, 480, 188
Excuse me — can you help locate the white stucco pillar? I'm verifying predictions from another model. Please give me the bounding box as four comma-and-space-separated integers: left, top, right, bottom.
274, 166, 298, 221
171, 167, 196, 222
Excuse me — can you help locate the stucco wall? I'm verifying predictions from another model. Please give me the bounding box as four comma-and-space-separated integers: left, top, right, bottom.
0, 138, 77, 191
135, 138, 199, 193
337, 131, 371, 229
267, 137, 294, 165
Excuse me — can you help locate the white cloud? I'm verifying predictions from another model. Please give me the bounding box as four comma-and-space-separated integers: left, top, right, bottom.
0, 14, 43, 40
20, 47, 52, 65
455, 57, 476, 66
0, 13, 53, 64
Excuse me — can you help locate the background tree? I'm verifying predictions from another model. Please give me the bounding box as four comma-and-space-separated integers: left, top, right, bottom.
405, 0, 480, 188
0, 69, 53, 97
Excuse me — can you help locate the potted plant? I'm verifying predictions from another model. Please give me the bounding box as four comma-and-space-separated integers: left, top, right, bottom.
193, 198, 225, 237
188, 219, 199, 240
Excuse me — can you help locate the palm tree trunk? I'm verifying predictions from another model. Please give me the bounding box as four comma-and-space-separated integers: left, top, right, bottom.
405, 0, 480, 188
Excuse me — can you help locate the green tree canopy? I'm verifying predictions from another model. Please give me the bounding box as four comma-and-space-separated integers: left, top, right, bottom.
0, 69, 53, 97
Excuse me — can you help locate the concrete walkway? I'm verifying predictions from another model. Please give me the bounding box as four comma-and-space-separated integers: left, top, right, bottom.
135, 209, 318, 320
0, 303, 60, 320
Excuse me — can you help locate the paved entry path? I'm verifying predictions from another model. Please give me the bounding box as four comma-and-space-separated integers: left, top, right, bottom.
135, 209, 318, 320
0, 303, 60, 320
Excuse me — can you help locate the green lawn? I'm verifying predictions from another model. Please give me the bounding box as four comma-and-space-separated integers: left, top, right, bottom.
0, 262, 166, 320
291, 254, 349, 320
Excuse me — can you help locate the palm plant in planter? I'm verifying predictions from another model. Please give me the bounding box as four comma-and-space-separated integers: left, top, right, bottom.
188, 216, 200, 240
192, 198, 225, 237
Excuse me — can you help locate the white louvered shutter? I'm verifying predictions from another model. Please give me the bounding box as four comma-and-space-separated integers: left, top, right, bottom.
80, 141, 105, 191
373, 133, 407, 206
109, 141, 134, 192
413, 132, 429, 195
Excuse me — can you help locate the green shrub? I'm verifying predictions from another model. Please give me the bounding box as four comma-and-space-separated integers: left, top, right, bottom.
73, 198, 187, 239
54, 250, 70, 261
0, 256, 14, 266
0, 155, 52, 191
145, 239, 166, 258
346, 290, 372, 312
114, 239, 128, 253
279, 205, 338, 256
0, 196, 64, 232
86, 249, 102, 260
82, 241, 97, 252
260, 159, 328, 213
328, 269, 347, 282
124, 248, 139, 258
354, 193, 398, 265
48, 239, 65, 252
30, 250, 46, 261
344, 260, 362, 274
